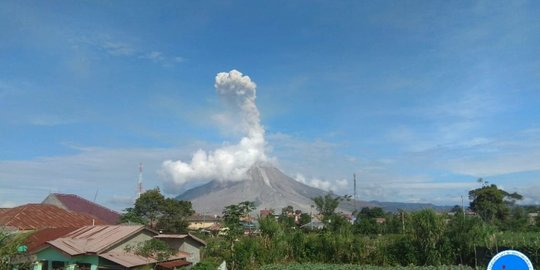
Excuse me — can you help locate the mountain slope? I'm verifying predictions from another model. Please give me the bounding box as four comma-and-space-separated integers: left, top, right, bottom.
176, 163, 375, 215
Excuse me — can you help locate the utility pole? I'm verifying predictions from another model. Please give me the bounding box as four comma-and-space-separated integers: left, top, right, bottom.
461, 195, 465, 216
137, 163, 144, 199
400, 209, 405, 233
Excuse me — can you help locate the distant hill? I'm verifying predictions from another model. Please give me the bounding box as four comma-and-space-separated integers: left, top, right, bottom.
175, 163, 452, 215
176, 163, 376, 215
369, 200, 452, 212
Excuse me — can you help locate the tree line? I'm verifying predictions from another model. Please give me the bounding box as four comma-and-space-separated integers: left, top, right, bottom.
196, 182, 540, 270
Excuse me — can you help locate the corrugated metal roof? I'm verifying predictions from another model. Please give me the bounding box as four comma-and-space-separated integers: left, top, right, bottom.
47, 225, 149, 255
0, 204, 106, 230
99, 251, 190, 268
154, 233, 206, 246
154, 234, 188, 239
43, 193, 120, 224
157, 259, 191, 269
99, 251, 156, 268
24, 227, 79, 253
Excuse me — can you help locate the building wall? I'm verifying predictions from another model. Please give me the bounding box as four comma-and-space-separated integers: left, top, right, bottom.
157, 237, 203, 264
179, 238, 202, 264
41, 195, 66, 210
188, 221, 218, 230
107, 230, 155, 253
36, 247, 99, 270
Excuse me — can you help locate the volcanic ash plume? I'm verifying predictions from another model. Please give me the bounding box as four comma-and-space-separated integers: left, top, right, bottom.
161, 70, 267, 190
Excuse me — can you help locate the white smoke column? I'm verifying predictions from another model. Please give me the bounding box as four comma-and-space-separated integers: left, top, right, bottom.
161, 70, 267, 190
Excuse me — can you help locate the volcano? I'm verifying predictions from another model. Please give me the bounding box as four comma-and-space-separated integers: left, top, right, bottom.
176, 163, 376, 215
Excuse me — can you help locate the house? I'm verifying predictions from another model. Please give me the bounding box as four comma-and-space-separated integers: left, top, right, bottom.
186, 214, 221, 231
42, 193, 121, 224
259, 209, 274, 219
0, 204, 106, 231
375, 217, 386, 224
154, 234, 207, 264
13, 225, 206, 270
23, 227, 80, 254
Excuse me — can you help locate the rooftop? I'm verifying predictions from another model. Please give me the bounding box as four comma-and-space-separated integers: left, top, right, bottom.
47, 225, 150, 255
42, 193, 120, 224
0, 204, 106, 230
24, 227, 79, 253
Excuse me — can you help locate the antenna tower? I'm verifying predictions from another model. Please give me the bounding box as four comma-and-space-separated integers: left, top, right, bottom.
137, 163, 144, 198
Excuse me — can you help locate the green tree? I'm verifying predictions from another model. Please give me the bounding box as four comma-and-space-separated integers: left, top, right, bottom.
119, 207, 145, 224
259, 215, 281, 239
446, 212, 493, 265
501, 206, 529, 231
469, 183, 522, 224
1, 230, 33, 270
278, 206, 296, 229
222, 201, 255, 237
298, 213, 311, 226
158, 198, 194, 233
222, 201, 255, 270
312, 194, 340, 221
120, 188, 193, 232
408, 209, 451, 265
354, 207, 386, 234
312, 194, 351, 232
133, 188, 165, 229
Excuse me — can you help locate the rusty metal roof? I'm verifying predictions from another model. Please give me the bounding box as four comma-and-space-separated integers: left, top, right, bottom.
99, 251, 157, 268
154, 233, 206, 246
99, 251, 190, 268
0, 204, 106, 230
47, 225, 150, 255
24, 227, 79, 253
157, 259, 191, 269
43, 193, 120, 224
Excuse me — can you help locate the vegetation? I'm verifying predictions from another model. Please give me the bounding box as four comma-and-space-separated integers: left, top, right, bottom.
259, 264, 475, 270
125, 239, 175, 262
0, 230, 31, 270
469, 179, 522, 224
120, 188, 194, 233
198, 183, 540, 270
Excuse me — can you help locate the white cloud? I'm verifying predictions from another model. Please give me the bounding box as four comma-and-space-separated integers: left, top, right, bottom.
0, 146, 196, 211
141, 51, 164, 62
102, 41, 136, 56
28, 114, 77, 126
294, 173, 348, 193
160, 70, 267, 192
74, 36, 185, 67
138, 50, 185, 67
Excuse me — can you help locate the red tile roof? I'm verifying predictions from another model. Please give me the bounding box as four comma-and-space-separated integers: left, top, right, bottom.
0, 204, 106, 230
43, 193, 120, 224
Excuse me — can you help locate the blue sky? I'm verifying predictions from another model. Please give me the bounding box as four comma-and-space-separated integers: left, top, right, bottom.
1, 1, 540, 211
